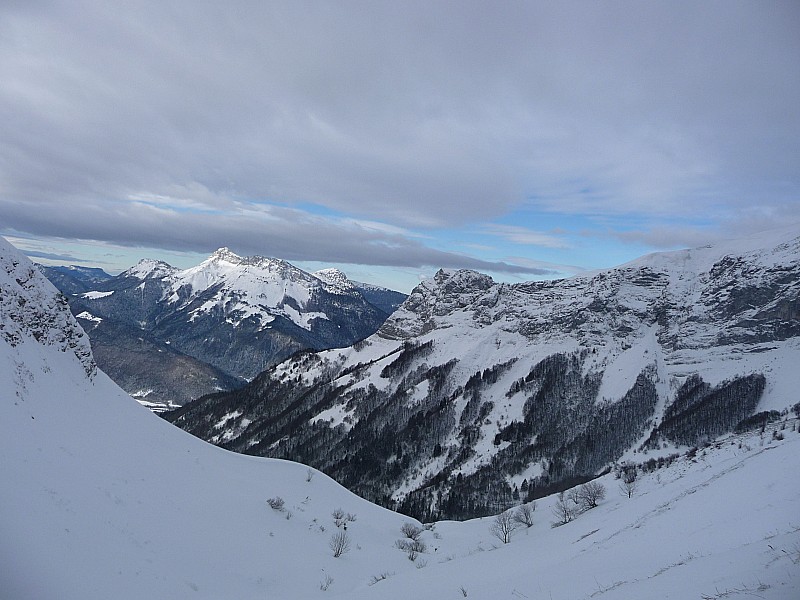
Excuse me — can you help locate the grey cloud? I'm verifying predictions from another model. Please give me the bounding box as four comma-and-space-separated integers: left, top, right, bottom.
0, 199, 547, 275
0, 1, 798, 254
23, 250, 85, 263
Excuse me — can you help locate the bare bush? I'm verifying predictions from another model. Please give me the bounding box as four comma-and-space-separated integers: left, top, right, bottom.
368, 572, 394, 586
266, 496, 285, 512
332, 508, 346, 528
551, 491, 575, 526
489, 510, 520, 544
396, 538, 426, 561
512, 502, 536, 528
406, 540, 427, 561
401, 522, 424, 541
319, 574, 333, 591
578, 481, 606, 510
329, 530, 351, 558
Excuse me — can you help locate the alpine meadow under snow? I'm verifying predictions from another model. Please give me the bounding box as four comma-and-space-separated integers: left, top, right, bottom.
2, 234, 800, 599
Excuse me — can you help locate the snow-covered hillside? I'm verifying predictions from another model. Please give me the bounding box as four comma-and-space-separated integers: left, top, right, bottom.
168, 227, 800, 519
2, 235, 799, 598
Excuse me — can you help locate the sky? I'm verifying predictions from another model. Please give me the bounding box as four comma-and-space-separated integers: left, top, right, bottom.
1, 1, 798, 292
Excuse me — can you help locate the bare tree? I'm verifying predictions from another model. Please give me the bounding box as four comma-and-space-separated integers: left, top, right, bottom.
512, 502, 536, 528
551, 491, 575, 526
489, 510, 520, 544
401, 522, 424, 541
329, 530, 351, 557
567, 487, 581, 507
578, 481, 606, 510
619, 476, 637, 498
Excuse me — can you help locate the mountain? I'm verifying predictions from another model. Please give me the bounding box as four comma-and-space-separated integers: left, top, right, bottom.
48, 248, 404, 410
314, 268, 408, 315
166, 227, 800, 520
37, 264, 112, 295
76, 316, 242, 411
2, 234, 799, 599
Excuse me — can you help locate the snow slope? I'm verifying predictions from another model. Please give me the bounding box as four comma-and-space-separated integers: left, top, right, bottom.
3, 235, 799, 599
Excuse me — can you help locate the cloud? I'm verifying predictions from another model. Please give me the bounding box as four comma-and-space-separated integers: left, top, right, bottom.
482, 225, 570, 249
20, 249, 85, 263
0, 0, 798, 267
0, 198, 548, 275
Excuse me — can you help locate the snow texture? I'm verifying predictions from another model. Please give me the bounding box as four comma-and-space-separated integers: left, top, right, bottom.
2, 235, 799, 599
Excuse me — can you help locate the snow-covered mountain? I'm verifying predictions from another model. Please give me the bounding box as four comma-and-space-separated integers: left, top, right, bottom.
167, 227, 800, 519
2, 234, 799, 599
56, 248, 403, 408
313, 268, 407, 314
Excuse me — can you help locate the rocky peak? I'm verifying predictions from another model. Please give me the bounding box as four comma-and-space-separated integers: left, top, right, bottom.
379, 269, 497, 338
0, 237, 96, 378
314, 268, 356, 292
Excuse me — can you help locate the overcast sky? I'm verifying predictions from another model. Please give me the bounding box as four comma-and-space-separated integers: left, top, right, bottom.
1, 1, 798, 291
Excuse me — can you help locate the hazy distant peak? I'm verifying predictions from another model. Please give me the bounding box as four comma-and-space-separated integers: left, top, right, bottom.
122, 258, 177, 279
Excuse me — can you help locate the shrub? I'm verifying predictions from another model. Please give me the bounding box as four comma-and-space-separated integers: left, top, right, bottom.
329, 530, 351, 557
266, 496, 285, 511
578, 481, 606, 510
512, 502, 535, 528
401, 522, 424, 541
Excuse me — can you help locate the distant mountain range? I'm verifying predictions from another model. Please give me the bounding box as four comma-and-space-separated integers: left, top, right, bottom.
165, 228, 800, 520
40, 249, 405, 410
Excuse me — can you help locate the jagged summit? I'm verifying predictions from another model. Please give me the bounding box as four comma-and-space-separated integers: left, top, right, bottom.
313, 267, 356, 292
379, 268, 496, 338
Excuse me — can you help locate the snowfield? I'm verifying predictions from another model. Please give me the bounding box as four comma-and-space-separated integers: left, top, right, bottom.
2, 235, 799, 599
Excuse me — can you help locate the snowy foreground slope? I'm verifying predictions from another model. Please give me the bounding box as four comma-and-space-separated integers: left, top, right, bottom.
2, 236, 799, 599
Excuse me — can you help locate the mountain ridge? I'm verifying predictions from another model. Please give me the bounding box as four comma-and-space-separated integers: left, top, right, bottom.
166, 228, 800, 520
45, 248, 406, 409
